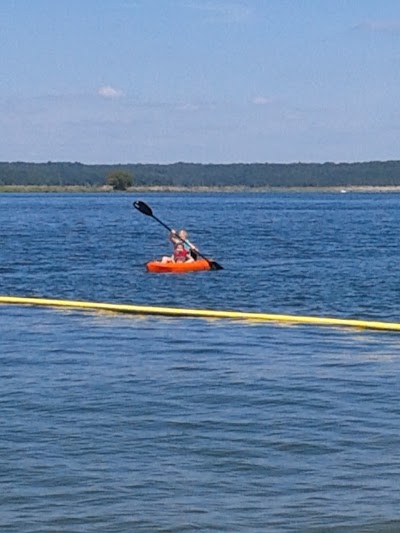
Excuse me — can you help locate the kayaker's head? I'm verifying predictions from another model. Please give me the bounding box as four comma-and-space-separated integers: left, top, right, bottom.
178, 229, 188, 240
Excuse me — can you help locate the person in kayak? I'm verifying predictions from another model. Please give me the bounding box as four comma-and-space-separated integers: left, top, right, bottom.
169, 229, 199, 260
173, 242, 195, 263
161, 242, 194, 264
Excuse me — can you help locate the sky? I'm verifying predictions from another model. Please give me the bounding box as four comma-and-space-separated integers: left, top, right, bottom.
1, 0, 400, 164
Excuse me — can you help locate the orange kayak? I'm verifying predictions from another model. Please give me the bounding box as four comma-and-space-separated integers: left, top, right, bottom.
146, 258, 212, 273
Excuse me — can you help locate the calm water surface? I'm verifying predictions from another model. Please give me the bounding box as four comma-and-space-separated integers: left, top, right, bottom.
1, 192, 400, 532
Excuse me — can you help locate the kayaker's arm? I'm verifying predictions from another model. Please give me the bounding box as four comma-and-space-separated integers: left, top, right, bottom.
169, 230, 179, 245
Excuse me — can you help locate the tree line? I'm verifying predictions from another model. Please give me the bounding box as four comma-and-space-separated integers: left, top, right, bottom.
1, 160, 400, 188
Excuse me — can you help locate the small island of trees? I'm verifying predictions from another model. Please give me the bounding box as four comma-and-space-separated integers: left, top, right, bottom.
106, 170, 133, 191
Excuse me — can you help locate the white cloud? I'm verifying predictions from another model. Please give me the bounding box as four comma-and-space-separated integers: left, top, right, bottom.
252, 96, 273, 106
97, 85, 124, 99
355, 20, 400, 33
121, 0, 140, 7
184, 1, 253, 23
177, 103, 201, 112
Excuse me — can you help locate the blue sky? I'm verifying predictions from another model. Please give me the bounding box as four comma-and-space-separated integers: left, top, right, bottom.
1, 0, 400, 164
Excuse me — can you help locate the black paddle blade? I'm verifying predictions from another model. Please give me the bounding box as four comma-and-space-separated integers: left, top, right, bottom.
133, 200, 153, 217
209, 261, 224, 270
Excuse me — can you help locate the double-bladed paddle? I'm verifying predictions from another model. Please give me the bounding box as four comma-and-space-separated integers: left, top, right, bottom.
133, 200, 223, 270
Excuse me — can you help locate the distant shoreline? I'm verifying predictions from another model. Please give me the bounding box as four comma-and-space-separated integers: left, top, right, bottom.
2, 185, 400, 193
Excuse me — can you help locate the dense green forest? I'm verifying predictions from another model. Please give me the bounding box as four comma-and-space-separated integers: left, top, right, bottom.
1, 160, 400, 187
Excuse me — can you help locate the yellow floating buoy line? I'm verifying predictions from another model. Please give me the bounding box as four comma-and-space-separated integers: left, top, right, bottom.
1, 295, 400, 332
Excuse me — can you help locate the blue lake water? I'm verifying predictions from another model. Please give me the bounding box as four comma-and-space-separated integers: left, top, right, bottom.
1, 192, 400, 532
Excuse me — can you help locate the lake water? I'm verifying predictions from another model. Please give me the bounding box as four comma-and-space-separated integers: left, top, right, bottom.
1, 192, 400, 532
